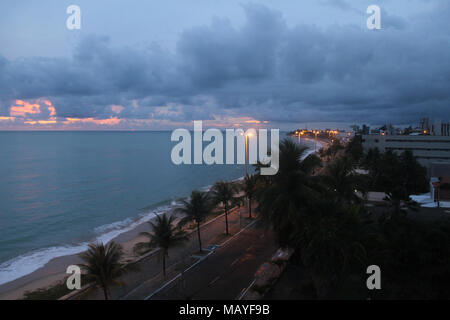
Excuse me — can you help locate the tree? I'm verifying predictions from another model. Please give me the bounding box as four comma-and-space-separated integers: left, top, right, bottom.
299, 201, 371, 298
326, 139, 345, 161
211, 181, 238, 235
242, 174, 258, 219
344, 136, 364, 164
399, 150, 429, 194
255, 139, 323, 247
177, 191, 212, 252
381, 186, 419, 222
79, 242, 124, 300
138, 214, 188, 276
323, 156, 367, 205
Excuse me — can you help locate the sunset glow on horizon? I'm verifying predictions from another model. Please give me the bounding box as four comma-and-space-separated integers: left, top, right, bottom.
0, 98, 271, 131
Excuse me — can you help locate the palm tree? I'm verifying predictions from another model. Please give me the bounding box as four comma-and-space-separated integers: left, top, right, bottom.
299, 201, 370, 298
211, 181, 238, 235
242, 174, 258, 219
255, 139, 323, 247
79, 242, 124, 300
399, 150, 429, 194
138, 213, 188, 277
344, 136, 364, 165
177, 191, 212, 252
322, 156, 366, 205
382, 186, 418, 222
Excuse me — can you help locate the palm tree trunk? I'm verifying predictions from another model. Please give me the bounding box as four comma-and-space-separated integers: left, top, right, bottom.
102, 285, 109, 300
248, 197, 252, 219
163, 255, 166, 277
224, 204, 229, 235
197, 221, 202, 252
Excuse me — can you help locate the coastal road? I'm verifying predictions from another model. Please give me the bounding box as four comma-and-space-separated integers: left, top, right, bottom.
147, 222, 277, 300
77, 204, 277, 300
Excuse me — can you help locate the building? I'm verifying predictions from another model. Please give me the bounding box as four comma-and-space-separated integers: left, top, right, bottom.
442, 123, 450, 136
430, 118, 450, 136
430, 163, 450, 201
361, 134, 450, 171
420, 117, 430, 133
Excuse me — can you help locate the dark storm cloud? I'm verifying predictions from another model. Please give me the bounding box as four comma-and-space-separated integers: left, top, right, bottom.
0, 2, 449, 126
177, 4, 285, 87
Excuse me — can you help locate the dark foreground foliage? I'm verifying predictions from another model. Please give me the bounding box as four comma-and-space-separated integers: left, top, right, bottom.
256, 137, 448, 299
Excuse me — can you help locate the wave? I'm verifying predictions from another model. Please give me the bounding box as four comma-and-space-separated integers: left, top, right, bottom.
0, 202, 177, 286
0, 244, 88, 286
0, 143, 317, 286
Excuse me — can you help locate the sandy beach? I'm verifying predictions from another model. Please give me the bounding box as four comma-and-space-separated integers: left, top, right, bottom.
0, 189, 240, 299
0, 209, 173, 300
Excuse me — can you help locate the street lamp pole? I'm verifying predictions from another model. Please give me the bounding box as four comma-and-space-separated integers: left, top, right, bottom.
245, 134, 248, 177
314, 131, 318, 152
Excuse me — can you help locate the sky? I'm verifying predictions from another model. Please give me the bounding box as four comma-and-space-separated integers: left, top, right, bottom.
0, 0, 449, 130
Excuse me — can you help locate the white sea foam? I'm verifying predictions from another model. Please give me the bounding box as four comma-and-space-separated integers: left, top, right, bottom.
0, 142, 318, 286
0, 203, 176, 286
0, 244, 88, 285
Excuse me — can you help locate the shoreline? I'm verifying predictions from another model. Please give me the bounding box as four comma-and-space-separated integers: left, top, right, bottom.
0, 177, 246, 300
0, 207, 170, 300
0, 139, 324, 300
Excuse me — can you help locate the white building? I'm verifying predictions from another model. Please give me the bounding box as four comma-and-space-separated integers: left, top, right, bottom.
362, 134, 450, 170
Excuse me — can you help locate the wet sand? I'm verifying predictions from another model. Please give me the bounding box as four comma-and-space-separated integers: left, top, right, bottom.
0, 212, 164, 300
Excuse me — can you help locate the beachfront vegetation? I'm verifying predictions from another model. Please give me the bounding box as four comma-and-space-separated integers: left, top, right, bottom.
256, 139, 323, 247
79, 242, 124, 300
254, 137, 450, 299
23, 278, 77, 300
362, 148, 429, 195
211, 181, 239, 235
319, 139, 344, 162
138, 213, 188, 277
322, 156, 367, 205
178, 190, 212, 252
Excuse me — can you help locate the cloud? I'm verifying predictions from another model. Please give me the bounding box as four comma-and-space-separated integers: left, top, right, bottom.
0, 2, 449, 129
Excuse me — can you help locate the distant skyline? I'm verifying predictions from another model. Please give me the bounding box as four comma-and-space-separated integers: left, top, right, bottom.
1, 0, 449, 130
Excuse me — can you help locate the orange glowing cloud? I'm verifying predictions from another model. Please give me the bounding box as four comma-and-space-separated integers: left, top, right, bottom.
0, 116, 15, 121
24, 120, 58, 125
245, 120, 261, 124
205, 116, 269, 128
111, 105, 124, 114
10, 100, 41, 117
43, 100, 57, 118
9, 99, 57, 121
64, 117, 121, 125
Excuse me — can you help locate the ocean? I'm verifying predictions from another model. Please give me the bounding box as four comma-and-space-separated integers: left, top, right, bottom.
0, 131, 313, 285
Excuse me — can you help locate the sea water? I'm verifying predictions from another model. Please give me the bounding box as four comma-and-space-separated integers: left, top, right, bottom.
0, 131, 313, 284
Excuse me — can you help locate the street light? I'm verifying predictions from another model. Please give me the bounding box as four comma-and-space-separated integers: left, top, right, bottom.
239, 131, 253, 177
240, 131, 254, 230
245, 132, 253, 177
298, 131, 304, 145
314, 130, 319, 152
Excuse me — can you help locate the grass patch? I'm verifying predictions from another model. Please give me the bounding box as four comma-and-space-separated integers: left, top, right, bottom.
23, 279, 70, 300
